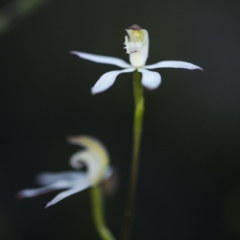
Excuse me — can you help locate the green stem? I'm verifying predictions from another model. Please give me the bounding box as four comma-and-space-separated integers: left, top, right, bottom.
120, 70, 144, 240
90, 186, 116, 240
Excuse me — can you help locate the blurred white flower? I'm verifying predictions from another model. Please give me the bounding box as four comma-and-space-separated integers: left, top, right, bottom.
17, 136, 112, 208
71, 24, 203, 95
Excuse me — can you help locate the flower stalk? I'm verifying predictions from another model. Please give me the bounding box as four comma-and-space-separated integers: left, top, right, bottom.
90, 186, 115, 240
121, 70, 144, 240
70, 24, 203, 240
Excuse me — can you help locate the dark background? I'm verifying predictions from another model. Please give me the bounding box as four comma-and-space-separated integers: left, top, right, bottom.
0, 0, 240, 239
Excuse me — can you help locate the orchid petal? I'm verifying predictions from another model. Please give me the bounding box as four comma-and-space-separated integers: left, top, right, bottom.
138, 68, 161, 90
70, 150, 103, 184
145, 61, 203, 71
69, 151, 94, 170
36, 171, 85, 186
17, 179, 76, 199
91, 68, 135, 95
68, 135, 111, 184
70, 51, 132, 68
45, 181, 91, 208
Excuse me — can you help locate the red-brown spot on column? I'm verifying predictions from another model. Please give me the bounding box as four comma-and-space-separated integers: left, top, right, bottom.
126, 24, 142, 30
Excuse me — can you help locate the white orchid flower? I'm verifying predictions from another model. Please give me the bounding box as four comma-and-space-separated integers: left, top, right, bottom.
17, 136, 112, 208
70, 24, 203, 95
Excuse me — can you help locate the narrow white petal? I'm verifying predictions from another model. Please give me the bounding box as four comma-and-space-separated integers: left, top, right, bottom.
17, 180, 75, 199
145, 61, 203, 71
45, 181, 91, 208
70, 51, 132, 68
138, 68, 161, 90
36, 171, 86, 186
91, 68, 135, 95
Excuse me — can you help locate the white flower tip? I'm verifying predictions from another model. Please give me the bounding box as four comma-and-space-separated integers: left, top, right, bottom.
144, 86, 158, 91
67, 135, 97, 146
67, 135, 107, 152
91, 87, 101, 95
70, 51, 84, 59
15, 190, 34, 199
45, 202, 52, 208
45, 197, 61, 208
66, 135, 85, 146
186, 63, 203, 71
69, 51, 78, 56
191, 65, 203, 71
66, 135, 78, 144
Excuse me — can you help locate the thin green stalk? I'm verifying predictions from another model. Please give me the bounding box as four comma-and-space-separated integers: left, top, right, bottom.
120, 70, 144, 240
90, 186, 116, 240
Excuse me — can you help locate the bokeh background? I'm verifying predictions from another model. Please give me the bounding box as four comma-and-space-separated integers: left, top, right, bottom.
0, 0, 240, 239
